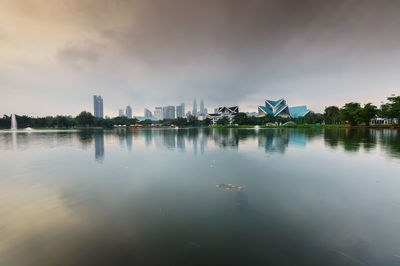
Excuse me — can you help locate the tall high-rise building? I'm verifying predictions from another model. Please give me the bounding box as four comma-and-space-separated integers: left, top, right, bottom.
214, 108, 218, 114
200, 99, 205, 114
193, 99, 197, 116
154, 107, 163, 120
118, 109, 125, 117
126, 105, 132, 118
93, 95, 103, 118
176, 103, 185, 118
144, 108, 153, 117
163, 106, 175, 119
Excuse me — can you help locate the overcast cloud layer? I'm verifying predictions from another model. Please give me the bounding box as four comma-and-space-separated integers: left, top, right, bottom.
1, 0, 400, 116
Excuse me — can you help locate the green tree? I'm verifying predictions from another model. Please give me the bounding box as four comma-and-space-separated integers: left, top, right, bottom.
187, 115, 200, 126
233, 113, 248, 125
355, 103, 378, 126
324, 106, 339, 124
339, 102, 361, 126
204, 117, 212, 126
382, 96, 400, 123
217, 116, 230, 125
76, 111, 94, 126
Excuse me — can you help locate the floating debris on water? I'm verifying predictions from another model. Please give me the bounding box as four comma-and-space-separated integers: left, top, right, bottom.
216, 184, 243, 191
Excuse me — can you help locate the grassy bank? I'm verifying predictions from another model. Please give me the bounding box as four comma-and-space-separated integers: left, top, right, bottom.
207, 124, 398, 129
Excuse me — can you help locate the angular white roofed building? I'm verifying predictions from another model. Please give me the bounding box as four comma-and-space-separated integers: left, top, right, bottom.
258, 99, 310, 118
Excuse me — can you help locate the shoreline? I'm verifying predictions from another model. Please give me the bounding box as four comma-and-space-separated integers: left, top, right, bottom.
1, 124, 399, 131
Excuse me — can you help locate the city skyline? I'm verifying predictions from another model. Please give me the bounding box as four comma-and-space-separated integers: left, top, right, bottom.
2, 0, 400, 116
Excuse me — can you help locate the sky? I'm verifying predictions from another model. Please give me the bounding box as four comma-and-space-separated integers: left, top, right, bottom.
1, 0, 400, 117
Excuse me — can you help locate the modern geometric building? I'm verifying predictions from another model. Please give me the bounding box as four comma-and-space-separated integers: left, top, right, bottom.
258, 99, 310, 118
118, 109, 125, 117
207, 106, 239, 125
126, 105, 132, 118
288, 105, 310, 118
93, 95, 103, 118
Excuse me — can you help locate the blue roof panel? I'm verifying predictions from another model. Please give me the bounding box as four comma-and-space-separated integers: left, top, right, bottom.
289, 106, 310, 118
258, 106, 273, 115
265, 99, 283, 107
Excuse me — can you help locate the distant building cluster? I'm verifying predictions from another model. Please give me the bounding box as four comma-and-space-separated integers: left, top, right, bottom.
92, 95, 311, 123
148, 99, 206, 120
117, 105, 133, 118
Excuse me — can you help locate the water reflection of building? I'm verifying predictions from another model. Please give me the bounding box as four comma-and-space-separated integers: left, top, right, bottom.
212, 129, 239, 149
200, 132, 207, 154
94, 133, 104, 162
163, 131, 176, 149
258, 129, 306, 154
126, 133, 132, 151
144, 130, 153, 147
177, 133, 185, 151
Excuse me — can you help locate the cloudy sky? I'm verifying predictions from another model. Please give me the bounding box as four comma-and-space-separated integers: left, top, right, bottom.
1, 0, 400, 117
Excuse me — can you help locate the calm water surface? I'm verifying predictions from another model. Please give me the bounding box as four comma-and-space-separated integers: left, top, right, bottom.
1, 128, 400, 266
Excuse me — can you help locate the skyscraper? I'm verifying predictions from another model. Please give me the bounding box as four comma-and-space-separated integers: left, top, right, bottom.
176, 103, 185, 118
163, 106, 175, 119
126, 105, 132, 118
144, 108, 153, 117
200, 99, 204, 115
118, 109, 125, 117
154, 107, 163, 120
193, 99, 197, 116
93, 95, 103, 118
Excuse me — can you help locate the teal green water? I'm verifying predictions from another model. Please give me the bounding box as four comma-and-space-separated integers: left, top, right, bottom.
0, 128, 400, 265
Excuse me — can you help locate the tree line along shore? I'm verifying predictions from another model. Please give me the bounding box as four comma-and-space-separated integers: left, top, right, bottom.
1, 96, 399, 129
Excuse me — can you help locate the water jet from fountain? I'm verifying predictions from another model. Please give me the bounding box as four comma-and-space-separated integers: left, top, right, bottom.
11, 114, 17, 131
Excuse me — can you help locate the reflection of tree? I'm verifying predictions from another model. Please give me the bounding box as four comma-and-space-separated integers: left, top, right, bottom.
323, 128, 400, 158
378, 129, 400, 158
78, 130, 94, 149
323, 129, 377, 152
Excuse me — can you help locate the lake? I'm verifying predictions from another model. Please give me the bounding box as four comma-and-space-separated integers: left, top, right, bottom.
1, 128, 400, 266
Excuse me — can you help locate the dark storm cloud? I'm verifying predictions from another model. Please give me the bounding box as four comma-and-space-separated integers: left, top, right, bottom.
2, 0, 400, 115
57, 0, 400, 93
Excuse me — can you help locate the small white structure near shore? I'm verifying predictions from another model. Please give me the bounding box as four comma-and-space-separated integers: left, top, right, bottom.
370, 118, 398, 125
